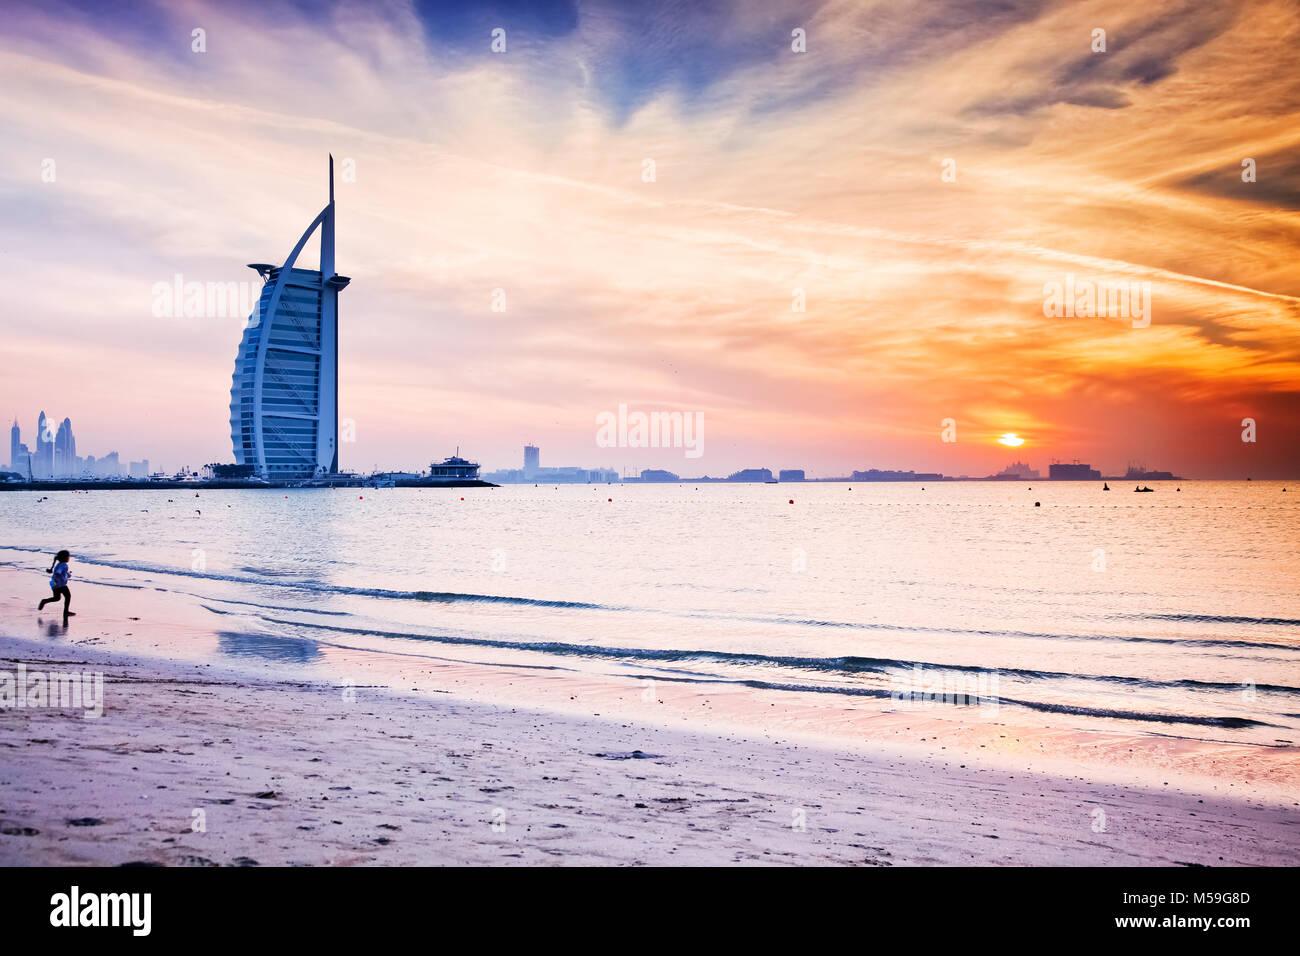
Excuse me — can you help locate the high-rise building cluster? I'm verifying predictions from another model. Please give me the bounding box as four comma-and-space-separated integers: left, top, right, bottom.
6, 413, 148, 479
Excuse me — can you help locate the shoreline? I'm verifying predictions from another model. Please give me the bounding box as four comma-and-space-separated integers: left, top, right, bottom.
2, 634, 1298, 866
0, 480, 498, 491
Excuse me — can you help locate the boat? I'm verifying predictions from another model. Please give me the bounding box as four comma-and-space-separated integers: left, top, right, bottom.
1134, 485, 1154, 492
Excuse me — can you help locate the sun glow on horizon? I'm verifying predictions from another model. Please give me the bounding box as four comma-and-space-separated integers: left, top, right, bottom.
998, 433, 1026, 448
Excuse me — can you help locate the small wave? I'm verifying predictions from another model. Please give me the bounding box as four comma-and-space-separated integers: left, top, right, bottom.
238, 566, 310, 578
7, 552, 610, 611
648, 675, 1272, 729
185, 593, 351, 616
244, 615, 1275, 730
342, 588, 604, 609
77, 577, 145, 590
750, 614, 1299, 652
1139, 612, 1300, 627
255, 616, 1300, 698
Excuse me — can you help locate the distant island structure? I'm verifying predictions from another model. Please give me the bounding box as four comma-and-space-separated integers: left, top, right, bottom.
608, 458, 1185, 484
1039, 461, 1181, 481
1117, 462, 1180, 481
851, 468, 943, 482
991, 460, 1040, 480
229, 156, 349, 480
483, 445, 618, 484
199, 452, 489, 488
429, 453, 481, 481
1049, 461, 1102, 480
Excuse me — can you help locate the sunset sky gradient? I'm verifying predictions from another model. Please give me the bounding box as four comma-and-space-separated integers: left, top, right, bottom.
1, 0, 1298, 477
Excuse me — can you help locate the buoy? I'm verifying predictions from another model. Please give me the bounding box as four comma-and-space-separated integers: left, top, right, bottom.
608, 497, 612, 502
1034, 501, 1041, 507
788, 499, 794, 504
460, 497, 464, 500
359, 495, 363, 499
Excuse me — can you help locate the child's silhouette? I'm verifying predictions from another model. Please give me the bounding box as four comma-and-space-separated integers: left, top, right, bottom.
38, 550, 74, 619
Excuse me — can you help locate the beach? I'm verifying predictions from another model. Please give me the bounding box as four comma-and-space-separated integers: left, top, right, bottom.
2, 569, 1298, 866
3, 635, 1298, 867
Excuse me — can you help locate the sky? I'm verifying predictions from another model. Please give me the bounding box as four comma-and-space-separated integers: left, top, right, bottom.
1, 0, 1298, 478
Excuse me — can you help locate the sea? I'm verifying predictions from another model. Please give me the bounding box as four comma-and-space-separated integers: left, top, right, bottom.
2, 480, 1297, 746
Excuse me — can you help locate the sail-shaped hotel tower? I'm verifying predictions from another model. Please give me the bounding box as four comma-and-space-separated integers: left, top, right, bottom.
229, 158, 350, 478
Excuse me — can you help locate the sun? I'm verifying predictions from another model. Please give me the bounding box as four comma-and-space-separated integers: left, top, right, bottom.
997, 433, 1025, 448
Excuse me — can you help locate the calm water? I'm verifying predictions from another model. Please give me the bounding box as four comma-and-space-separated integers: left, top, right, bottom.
2, 481, 1297, 744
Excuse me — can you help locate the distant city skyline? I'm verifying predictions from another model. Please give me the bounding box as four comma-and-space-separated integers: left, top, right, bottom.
2, 1, 1298, 478
0, 411, 1206, 482
7, 413, 150, 479
472, 442, 1187, 485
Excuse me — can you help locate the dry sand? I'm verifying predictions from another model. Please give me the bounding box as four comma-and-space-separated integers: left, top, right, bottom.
2, 634, 1298, 866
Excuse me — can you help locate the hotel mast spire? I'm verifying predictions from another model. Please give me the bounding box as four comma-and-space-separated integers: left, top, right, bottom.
321, 154, 335, 278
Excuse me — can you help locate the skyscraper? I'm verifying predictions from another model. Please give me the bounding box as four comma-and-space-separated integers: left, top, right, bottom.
35, 411, 53, 478
9, 419, 18, 472
54, 417, 75, 476
523, 444, 540, 478
229, 157, 350, 478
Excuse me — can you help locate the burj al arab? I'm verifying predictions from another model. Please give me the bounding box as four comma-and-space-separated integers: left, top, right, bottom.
229, 157, 350, 478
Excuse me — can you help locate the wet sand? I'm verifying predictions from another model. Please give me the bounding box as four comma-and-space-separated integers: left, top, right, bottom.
2, 632, 1298, 866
